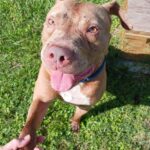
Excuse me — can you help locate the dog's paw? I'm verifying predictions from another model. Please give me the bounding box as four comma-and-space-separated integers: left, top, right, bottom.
71, 120, 80, 132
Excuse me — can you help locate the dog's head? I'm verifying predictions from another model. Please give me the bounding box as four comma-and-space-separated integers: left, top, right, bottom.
41, 0, 131, 92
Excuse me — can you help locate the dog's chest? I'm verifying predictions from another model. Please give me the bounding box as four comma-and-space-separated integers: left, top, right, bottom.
60, 83, 91, 105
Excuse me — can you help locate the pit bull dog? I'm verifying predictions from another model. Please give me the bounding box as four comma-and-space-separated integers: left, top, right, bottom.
19, 0, 131, 149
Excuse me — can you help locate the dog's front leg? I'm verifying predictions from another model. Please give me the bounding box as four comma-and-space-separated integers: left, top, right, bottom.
71, 106, 91, 132
19, 65, 58, 150
19, 99, 51, 150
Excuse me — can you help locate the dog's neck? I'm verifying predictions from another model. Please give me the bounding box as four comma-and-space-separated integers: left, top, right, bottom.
80, 58, 106, 83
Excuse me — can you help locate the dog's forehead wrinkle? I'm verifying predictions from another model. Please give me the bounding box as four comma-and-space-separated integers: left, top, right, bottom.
74, 5, 102, 25
50, 2, 101, 27
63, 13, 68, 18
50, 9, 68, 18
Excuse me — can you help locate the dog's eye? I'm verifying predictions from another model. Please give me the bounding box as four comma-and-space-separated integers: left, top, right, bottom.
48, 18, 55, 25
87, 26, 99, 34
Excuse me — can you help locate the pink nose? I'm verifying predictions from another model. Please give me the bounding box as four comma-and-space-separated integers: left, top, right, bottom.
47, 46, 74, 67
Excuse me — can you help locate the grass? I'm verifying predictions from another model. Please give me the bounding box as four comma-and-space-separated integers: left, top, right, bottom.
0, 0, 150, 149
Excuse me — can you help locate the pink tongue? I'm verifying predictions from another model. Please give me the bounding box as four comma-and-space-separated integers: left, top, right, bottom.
51, 71, 76, 92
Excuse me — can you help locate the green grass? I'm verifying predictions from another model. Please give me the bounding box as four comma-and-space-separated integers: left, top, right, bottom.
0, 0, 150, 150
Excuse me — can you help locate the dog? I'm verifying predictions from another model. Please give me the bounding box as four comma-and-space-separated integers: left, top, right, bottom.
19, 0, 131, 149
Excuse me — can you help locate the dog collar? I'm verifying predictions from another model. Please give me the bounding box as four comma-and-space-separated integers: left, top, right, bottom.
80, 59, 106, 83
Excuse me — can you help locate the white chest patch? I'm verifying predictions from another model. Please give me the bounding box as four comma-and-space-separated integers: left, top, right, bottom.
60, 83, 91, 105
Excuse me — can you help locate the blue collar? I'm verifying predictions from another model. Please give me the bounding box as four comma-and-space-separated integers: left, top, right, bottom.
80, 59, 106, 83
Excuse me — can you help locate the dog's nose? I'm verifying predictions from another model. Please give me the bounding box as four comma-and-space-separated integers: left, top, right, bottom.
48, 46, 73, 67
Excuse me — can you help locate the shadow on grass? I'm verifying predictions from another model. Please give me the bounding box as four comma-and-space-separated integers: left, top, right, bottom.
84, 45, 150, 119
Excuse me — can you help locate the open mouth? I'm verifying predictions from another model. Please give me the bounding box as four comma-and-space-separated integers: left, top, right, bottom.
51, 65, 96, 92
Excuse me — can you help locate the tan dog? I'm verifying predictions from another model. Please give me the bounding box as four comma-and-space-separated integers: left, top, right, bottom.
19, 0, 131, 149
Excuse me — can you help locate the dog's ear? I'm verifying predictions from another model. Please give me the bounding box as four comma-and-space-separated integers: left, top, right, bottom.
102, 0, 132, 30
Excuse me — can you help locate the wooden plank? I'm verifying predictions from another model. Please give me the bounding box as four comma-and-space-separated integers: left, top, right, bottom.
127, 0, 150, 32
125, 33, 149, 39
120, 0, 150, 61
128, 0, 150, 11
120, 31, 150, 61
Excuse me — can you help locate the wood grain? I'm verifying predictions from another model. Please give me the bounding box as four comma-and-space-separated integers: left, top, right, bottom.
127, 0, 150, 32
